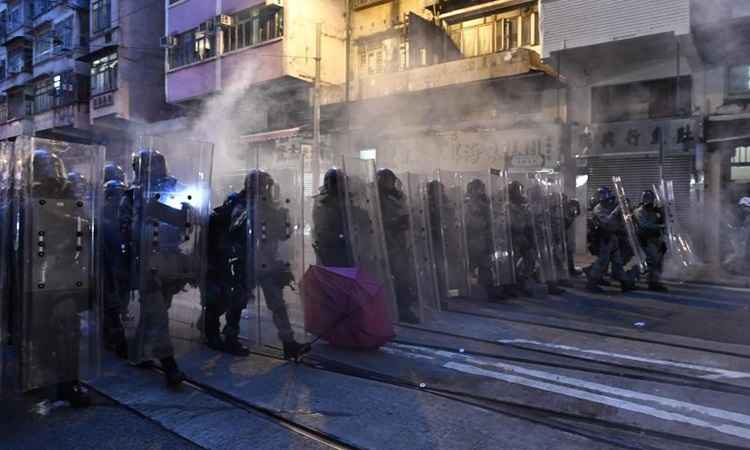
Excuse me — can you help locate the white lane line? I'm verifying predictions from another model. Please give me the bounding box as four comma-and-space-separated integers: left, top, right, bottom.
388, 343, 750, 427
444, 361, 750, 441
497, 339, 750, 380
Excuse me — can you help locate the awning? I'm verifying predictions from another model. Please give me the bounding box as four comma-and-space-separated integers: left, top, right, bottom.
77, 45, 119, 63
239, 127, 301, 144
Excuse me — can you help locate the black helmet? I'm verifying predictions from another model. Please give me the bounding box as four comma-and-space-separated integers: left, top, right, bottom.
322, 168, 342, 195
104, 163, 126, 184
467, 178, 487, 197
67, 171, 88, 194
244, 169, 274, 198
567, 198, 581, 217
132, 148, 167, 185
641, 189, 656, 206
376, 168, 402, 195
32, 149, 67, 183
597, 186, 614, 203
508, 181, 525, 204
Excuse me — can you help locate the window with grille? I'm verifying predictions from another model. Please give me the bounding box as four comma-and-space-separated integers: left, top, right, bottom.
91, 52, 118, 94
222, 5, 283, 53
34, 76, 55, 114
169, 26, 216, 69
728, 64, 750, 98
34, 27, 53, 62
53, 17, 73, 52
448, 5, 538, 58
92, 0, 111, 33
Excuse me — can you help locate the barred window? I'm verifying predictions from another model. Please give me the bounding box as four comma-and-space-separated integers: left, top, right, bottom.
169, 26, 215, 69
91, 52, 118, 95
92, 0, 112, 33
34, 77, 55, 114
222, 5, 283, 53
34, 27, 53, 62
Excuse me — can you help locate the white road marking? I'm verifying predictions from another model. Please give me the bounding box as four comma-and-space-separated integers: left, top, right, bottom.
385, 343, 750, 440
444, 361, 750, 441
497, 339, 750, 380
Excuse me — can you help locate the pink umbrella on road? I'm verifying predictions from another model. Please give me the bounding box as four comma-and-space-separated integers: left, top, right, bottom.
302, 265, 395, 349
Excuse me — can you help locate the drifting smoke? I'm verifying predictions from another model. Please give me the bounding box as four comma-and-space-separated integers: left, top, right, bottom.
192, 67, 264, 180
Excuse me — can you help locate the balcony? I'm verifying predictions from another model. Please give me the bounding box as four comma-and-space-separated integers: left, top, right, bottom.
34, 102, 90, 139
0, 115, 32, 139
322, 48, 555, 105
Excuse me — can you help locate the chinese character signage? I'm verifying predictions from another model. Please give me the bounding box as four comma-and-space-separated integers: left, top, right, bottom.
588, 118, 695, 155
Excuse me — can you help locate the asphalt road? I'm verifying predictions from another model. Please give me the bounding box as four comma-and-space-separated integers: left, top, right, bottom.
0, 389, 203, 450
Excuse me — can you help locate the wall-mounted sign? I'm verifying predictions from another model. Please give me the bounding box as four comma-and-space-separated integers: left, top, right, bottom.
589, 118, 696, 156
352, 0, 391, 11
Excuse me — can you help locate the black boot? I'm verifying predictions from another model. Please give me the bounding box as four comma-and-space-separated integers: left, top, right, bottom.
283, 340, 311, 362
547, 283, 566, 295
223, 337, 251, 357
58, 382, 91, 408
160, 357, 185, 387
586, 281, 605, 293
205, 334, 225, 352
620, 280, 637, 293
648, 282, 669, 292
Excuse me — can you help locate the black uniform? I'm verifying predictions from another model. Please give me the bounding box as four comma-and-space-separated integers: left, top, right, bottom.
312, 169, 354, 267
204, 171, 308, 359
634, 190, 668, 291
377, 169, 419, 322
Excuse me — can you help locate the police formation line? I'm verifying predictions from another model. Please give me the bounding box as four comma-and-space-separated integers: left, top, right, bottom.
0, 137, 671, 409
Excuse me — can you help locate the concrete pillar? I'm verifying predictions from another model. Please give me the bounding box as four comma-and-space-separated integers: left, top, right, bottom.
705, 148, 723, 278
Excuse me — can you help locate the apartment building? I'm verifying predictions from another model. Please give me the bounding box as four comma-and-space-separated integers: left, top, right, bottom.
0, 0, 91, 141
161, 0, 346, 151
320, 0, 564, 174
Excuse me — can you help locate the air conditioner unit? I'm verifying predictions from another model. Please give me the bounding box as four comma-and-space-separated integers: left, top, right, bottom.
217, 14, 233, 28
159, 35, 177, 48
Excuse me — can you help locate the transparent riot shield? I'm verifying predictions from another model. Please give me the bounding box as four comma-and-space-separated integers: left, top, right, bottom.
0, 142, 13, 394
488, 169, 516, 286
433, 170, 471, 298
612, 176, 647, 273
654, 180, 702, 279
461, 170, 508, 297
544, 174, 570, 281
525, 175, 555, 284
124, 136, 213, 365
341, 157, 397, 322
404, 173, 441, 320
246, 146, 308, 350
14, 137, 104, 392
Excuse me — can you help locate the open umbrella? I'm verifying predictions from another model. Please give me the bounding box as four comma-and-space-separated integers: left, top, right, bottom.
302, 265, 395, 349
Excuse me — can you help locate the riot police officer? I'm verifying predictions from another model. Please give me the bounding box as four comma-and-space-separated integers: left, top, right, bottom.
586, 186, 635, 293
312, 168, 354, 267
377, 169, 419, 322
635, 190, 668, 292
564, 196, 582, 277
119, 149, 186, 386
464, 178, 507, 300
204, 170, 309, 360
102, 164, 128, 357
508, 181, 535, 296
13, 149, 92, 406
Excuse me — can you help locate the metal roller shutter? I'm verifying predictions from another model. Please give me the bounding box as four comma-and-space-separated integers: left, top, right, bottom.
587, 153, 693, 222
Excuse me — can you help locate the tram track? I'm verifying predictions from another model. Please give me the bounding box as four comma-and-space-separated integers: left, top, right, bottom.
394, 323, 750, 397
441, 305, 750, 360
248, 345, 741, 450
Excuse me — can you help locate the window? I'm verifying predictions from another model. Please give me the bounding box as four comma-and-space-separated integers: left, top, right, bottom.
8, 48, 32, 75
8, 3, 24, 32
34, 76, 55, 113
34, 28, 53, 62
448, 6, 538, 58
728, 64, 750, 97
222, 5, 284, 53
53, 17, 73, 52
169, 26, 216, 69
33, 0, 53, 18
92, 0, 111, 33
592, 77, 692, 123
0, 60, 5, 81
91, 52, 118, 94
